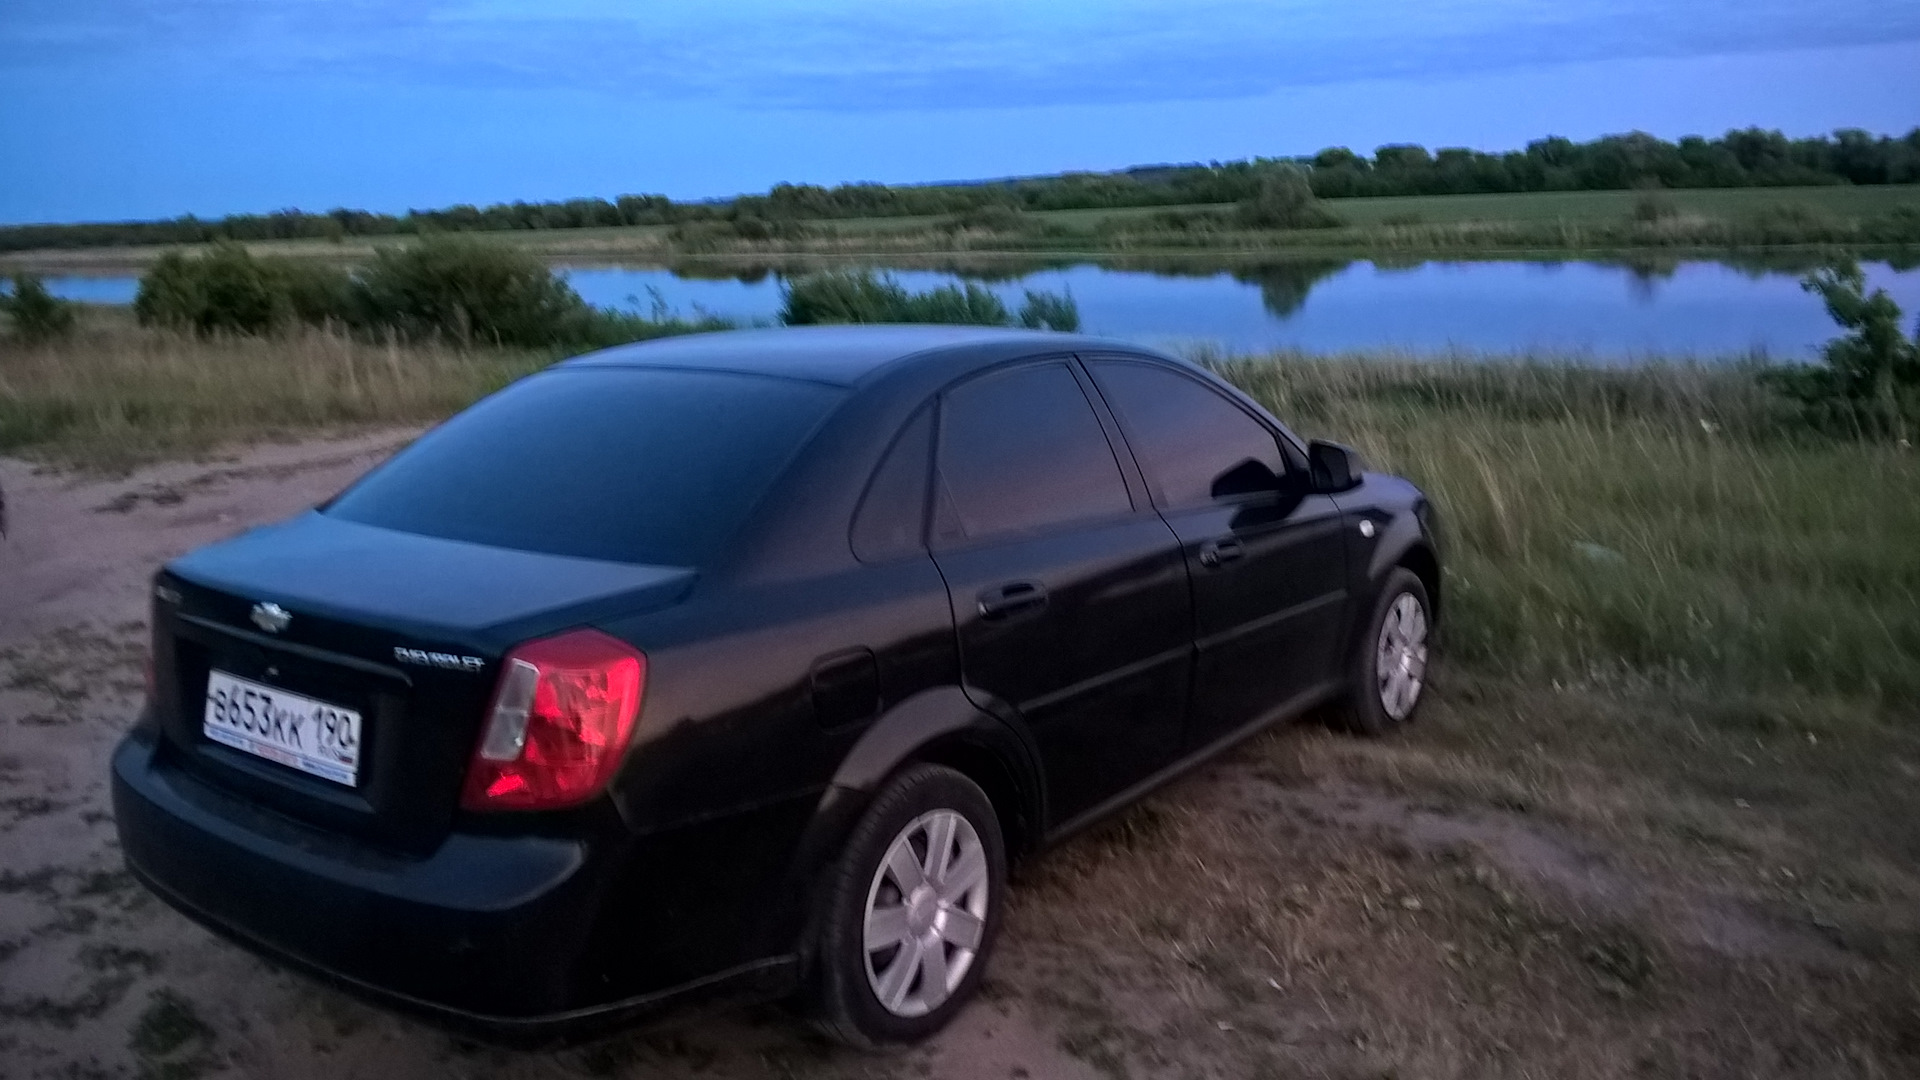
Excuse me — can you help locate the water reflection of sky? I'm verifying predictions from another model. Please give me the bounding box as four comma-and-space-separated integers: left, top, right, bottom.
36, 259, 1920, 361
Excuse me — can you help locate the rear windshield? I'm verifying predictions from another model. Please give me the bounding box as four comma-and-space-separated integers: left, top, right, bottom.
326, 367, 843, 565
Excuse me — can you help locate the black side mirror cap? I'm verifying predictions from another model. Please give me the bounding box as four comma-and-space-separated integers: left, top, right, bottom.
1308, 440, 1364, 493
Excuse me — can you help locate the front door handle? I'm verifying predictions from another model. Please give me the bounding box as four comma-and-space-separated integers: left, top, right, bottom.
977, 581, 1049, 620
1198, 537, 1245, 568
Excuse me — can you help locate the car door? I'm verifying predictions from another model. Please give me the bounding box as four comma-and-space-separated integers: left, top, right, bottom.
1085, 357, 1350, 753
929, 359, 1191, 828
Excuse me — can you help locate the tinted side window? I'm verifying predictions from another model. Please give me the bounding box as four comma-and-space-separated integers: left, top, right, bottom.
851, 407, 933, 562
935, 363, 1131, 543
1090, 360, 1287, 511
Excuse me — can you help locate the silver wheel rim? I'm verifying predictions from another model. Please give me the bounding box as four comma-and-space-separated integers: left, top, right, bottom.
862, 809, 990, 1018
1376, 592, 1429, 721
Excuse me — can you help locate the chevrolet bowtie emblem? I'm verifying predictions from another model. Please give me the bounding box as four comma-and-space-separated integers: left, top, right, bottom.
251, 602, 292, 634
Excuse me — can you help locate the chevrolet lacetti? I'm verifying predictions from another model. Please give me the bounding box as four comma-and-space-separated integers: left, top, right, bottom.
112, 326, 1440, 1045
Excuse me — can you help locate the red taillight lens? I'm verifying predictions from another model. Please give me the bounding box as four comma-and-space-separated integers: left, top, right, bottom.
460, 629, 645, 812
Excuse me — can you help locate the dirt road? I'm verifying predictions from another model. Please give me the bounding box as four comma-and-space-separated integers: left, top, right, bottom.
0, 436, 1105, 1080
2, 436, 1915, 1080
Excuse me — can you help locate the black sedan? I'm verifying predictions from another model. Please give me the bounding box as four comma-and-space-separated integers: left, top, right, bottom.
113, 326, 1439, 1045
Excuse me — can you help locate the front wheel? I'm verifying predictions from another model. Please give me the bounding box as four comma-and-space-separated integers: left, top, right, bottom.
806, 764, 1006, 1046
1332, 567, 1432, 737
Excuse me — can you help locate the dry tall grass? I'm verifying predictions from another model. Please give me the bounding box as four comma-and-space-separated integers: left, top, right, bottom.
0, 318, 547, 469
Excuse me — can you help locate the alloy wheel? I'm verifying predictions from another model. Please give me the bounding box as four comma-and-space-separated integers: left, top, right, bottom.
862, 809, 990, 1018
1376, 592, 1429, 721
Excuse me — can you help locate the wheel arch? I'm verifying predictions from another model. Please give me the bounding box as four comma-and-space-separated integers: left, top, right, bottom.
771, 686, 1045, 969
827, 686, 1045, 859
1394, 540, 1441, 625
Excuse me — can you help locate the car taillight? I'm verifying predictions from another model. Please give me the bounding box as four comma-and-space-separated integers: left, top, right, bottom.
460, 629, 645, 812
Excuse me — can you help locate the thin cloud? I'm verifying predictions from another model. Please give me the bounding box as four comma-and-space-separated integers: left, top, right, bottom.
5, 0, 1917, 109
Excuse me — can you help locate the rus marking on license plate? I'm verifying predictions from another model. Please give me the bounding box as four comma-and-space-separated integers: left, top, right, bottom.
202, 670, 362, 786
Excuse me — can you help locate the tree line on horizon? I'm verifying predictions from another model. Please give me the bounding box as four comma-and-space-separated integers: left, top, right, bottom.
6, 127, 1919, 253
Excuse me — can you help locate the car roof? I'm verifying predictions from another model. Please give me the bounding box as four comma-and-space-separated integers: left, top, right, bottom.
559, 325, 1154, 387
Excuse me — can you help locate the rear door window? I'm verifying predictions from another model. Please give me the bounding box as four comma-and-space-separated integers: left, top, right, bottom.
326, 368, 842, 566
934, 362, 1132, 544
1088, 359, 1289, 511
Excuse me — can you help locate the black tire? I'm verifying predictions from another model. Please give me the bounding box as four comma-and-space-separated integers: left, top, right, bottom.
806, 763, 1007, 1047
1331, 567, 1433, 737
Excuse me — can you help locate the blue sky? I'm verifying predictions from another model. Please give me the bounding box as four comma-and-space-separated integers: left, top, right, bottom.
3, 1, 1918, 225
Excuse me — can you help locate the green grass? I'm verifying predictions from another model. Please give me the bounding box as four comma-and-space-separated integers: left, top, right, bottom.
1211, 353, 1920, 710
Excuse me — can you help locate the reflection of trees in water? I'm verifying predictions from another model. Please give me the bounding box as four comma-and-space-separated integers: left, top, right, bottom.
1230, 261, 1350, 318
1610, 255, 1680, 304
628, 251, 1914, 320
1588, 251, 1861, 302
665, 261, 775, 284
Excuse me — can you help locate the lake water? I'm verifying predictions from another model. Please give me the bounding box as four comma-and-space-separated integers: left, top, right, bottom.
40, 258, 1920, 361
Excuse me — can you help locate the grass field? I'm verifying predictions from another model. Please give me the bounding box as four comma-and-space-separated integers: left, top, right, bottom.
6, 186, 1918, 275
1313, 184, 1920, 225
3, 320, 1919, 1075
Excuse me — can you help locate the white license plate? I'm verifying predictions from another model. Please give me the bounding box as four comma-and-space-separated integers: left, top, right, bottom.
202, 670, 363, 787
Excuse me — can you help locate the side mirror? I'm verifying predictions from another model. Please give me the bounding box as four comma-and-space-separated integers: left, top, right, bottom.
1308, 440, 1364, 493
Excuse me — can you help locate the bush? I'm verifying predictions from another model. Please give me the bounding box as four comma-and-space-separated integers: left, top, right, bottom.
129, 236, 730, 350
1743, 202, 1844, 244
1099, 208, 1234, 236
348, 235, 591, 347
780, 269, 1080, 331
1018, 289, 1080, 332
2, 273, 78, 341
948, 204, 1028, 233
1235, 168, 1344, 230
667, 217, 812, 250
138, 244, 304, 334
726, 215, 812, 242
1630, 191, 1679, 222
569, 290, 735, 350
666, 221, 735, 252
1760, 261, 1920, 435
1875, 205, 1920, 244
280, 260, 356, 326
781, 270, 1005, 325
134, 243, 355, 335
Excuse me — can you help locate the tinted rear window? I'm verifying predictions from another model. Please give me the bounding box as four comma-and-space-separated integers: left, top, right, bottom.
326, 368, 842, 565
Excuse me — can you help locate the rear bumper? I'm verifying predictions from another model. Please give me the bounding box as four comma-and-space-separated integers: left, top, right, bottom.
111, 729, 798, 1036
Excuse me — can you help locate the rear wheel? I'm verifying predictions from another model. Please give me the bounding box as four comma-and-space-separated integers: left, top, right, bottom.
807, 764, 1006, 1046
1332, 568, 1432, 736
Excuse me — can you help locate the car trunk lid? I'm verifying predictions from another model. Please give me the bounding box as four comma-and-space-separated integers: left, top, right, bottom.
149, 512, 694, 854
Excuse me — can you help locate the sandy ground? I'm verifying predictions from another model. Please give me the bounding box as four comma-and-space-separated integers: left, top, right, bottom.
3, 435, 1915, 1080
0, 436, 1107, 1080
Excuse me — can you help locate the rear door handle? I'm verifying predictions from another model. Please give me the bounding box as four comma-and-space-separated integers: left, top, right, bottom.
1198, 537, 1245, 568
977, 581, 1049, 620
